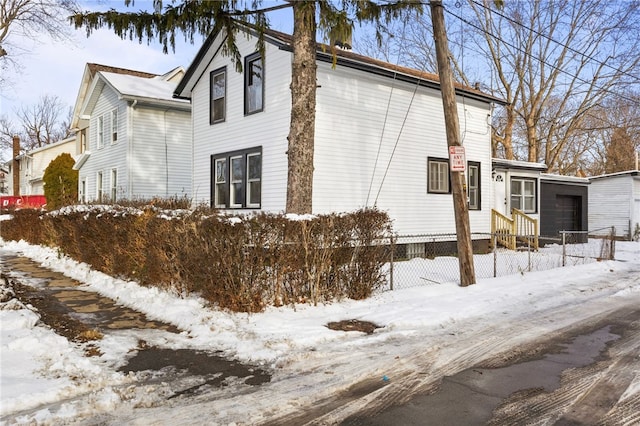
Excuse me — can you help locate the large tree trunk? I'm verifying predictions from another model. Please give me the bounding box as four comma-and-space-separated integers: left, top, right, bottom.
286, 1, 317, 214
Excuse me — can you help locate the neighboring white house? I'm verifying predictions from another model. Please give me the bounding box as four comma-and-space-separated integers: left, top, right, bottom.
70, 63, 159, 165
174, 27, 502, 239
0, 163, 10, 195
74, 66, 192, 202
6, 136, 77, 196
588, 170, 640, 240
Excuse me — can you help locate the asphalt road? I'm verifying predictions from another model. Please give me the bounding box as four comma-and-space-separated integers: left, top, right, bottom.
342, 306, 640, 425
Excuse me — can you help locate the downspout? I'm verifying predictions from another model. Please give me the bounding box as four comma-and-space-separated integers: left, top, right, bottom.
164, 109, 169, 197
128, 100, 137, 198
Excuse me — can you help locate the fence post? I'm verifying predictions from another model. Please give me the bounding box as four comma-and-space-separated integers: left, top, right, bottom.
389, 236, 394, 291
527, 237, 531, 272
562, 231, 566, 267
611, 226, 616, 260
493, 233, 497, 278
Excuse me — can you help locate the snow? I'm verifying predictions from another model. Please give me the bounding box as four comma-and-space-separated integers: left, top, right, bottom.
99, 71, 189, 105
1, 235, 639, 424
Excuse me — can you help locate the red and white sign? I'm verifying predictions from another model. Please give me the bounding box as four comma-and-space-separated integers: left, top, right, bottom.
448, 145, 466, 172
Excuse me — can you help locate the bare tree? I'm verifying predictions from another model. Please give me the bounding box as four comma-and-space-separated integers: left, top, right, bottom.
467, 0, 640, 172
0, 0, 79, 57
366, 0, 640, 174
15, 94, 71, 150
0, 115, 23, 161
578, 93, 640, 175
0, 0, 80, 88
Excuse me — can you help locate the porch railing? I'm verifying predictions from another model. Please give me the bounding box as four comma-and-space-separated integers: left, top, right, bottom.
490, 208, 539, 250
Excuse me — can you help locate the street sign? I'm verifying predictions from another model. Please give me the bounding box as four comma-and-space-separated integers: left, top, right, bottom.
449, 145, 466, 172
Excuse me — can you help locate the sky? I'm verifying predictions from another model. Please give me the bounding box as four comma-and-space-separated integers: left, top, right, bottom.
1, 217, 639, 423
0, 0, 294, 161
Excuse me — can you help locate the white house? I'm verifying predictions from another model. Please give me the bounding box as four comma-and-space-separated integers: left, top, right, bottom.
74, 66, 192, 203
19, 136, 77, 196
588, 170, 640, 240
0, 163, 8, 195
174, 27, 501, 240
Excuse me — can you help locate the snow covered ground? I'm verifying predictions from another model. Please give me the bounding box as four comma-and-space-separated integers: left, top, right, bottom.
1, 236, 639, 425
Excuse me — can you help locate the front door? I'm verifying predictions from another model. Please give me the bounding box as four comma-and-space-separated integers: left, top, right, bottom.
493, 171, 507, 215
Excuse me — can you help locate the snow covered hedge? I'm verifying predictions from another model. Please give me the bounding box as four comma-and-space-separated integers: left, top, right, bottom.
1, 206, 393, 312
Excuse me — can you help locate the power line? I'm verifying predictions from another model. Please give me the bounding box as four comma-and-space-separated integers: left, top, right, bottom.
443, 5, 640, 106
468, 0, 640, 86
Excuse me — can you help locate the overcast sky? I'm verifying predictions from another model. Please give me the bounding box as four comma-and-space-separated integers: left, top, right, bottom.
0, 1, 293, 160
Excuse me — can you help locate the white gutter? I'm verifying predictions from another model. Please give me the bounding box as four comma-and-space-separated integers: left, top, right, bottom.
128, 99, 137, 198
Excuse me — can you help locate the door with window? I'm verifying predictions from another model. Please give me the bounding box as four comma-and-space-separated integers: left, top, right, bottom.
493, 171, 507, 215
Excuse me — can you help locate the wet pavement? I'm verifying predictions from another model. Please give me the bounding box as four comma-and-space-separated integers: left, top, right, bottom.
0, 253, 270, 396
343, 326, 621, 425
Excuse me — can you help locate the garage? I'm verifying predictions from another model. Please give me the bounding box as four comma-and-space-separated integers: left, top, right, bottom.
540, 175, 589, 243
556, 194, 581, 232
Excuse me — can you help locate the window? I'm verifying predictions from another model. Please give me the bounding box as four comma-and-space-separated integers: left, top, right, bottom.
427, 157, 450, 193
80, 178, 86, 203
246, 152, 262, 207
111, 109, 118, 143
244, 53, 263, 114
210, 68, 226, 124
80, 129, 87, 153
97, 116, 104, 149
96, 171, 103, 202
511, 178, 536, 213
212, 147, 262, 209
468, 162, 481, 210
214, 158, 228, 208
110, 168, 118, 201
230, 155, 244, 208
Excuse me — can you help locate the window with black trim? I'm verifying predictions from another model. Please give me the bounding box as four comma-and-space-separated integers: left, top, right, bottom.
110, 168, 118, 201
244, 53, 263, 115
511, 177, 536, 213
427, 157, 451, 194
96, 171, 103, 202
111, 108, 118, 143
212, 147, 262, 208
468, 161, 481, 210
210, 67, 226, 124
97, 116, 104, 149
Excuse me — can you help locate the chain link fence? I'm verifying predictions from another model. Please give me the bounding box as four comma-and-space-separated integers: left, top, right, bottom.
381, 228, 617, 291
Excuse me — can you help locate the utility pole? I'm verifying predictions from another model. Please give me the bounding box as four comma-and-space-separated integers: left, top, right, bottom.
430, 0, 476, 286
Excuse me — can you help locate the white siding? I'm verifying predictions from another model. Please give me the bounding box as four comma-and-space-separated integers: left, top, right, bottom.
78, 78, 191, 202
191, 34, 291, 209
588, 175, 633, 238
313, 63, 493, 235
79, 85, 127, 202
189, 32, 495, 236
130, 107, 192, 198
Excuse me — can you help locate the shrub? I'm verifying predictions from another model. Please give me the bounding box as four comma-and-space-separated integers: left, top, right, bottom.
43, 153, 78, 210
0, 205, 393, 312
